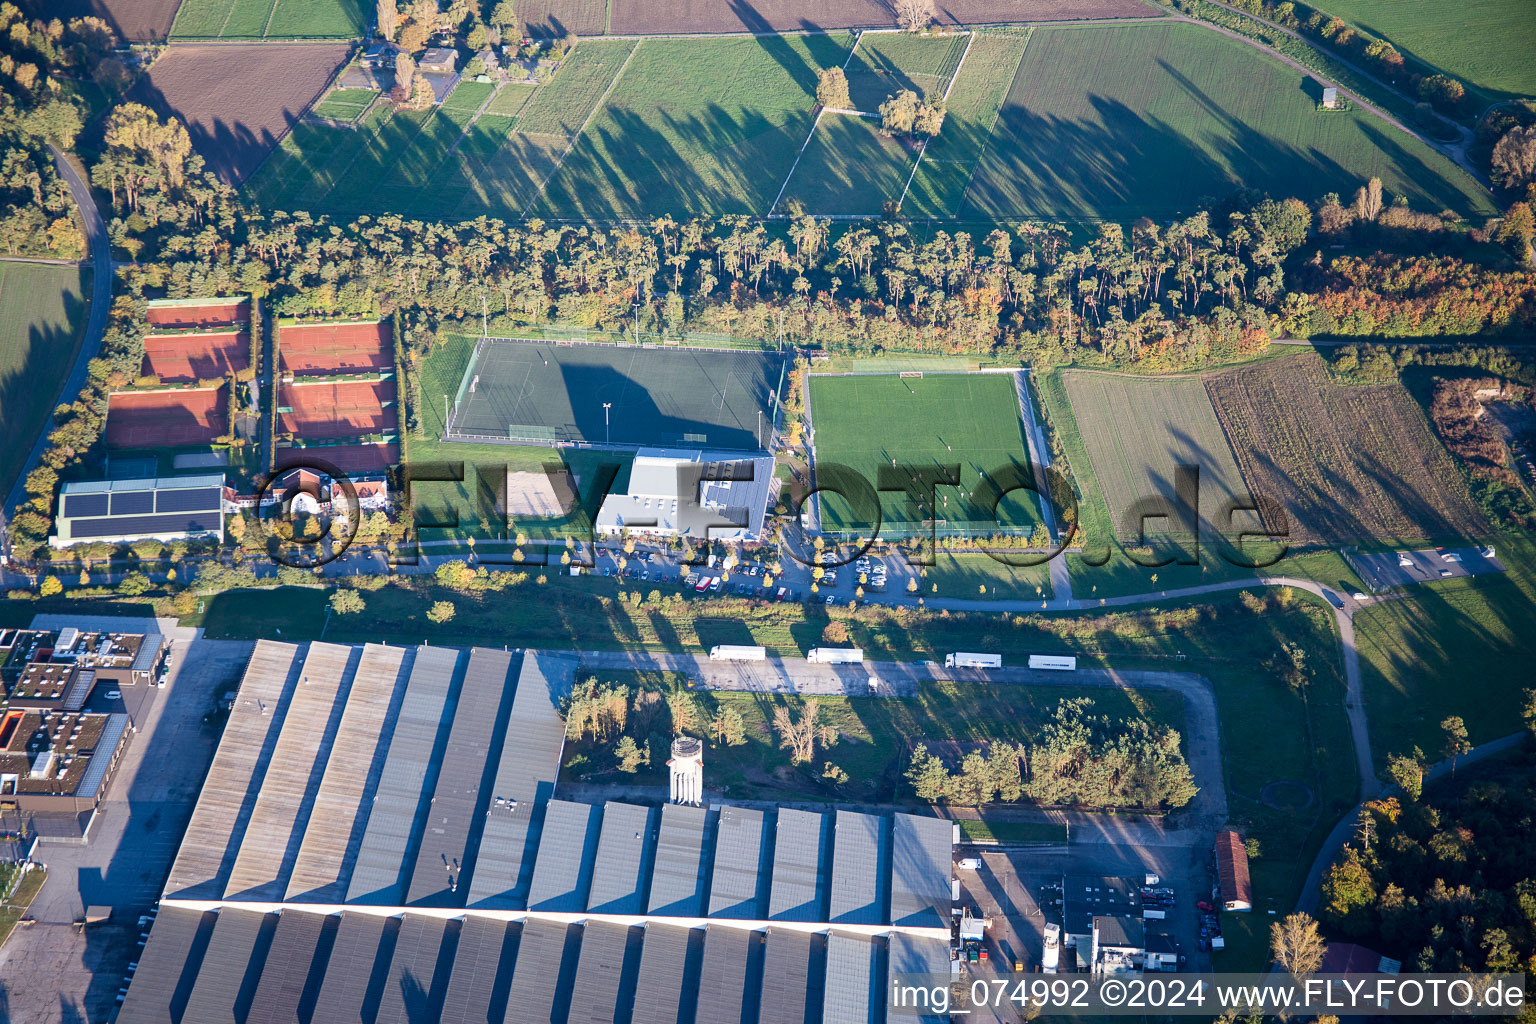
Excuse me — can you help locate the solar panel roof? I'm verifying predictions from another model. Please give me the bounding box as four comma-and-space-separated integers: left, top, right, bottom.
709, 806, 770, 920
116, 907, 216, 1024
405, 648, 517, 906
647, 803, 712, 916
768, 808, 828, 922
157, 485, 222, 513
587, 801, 657, 915
66, 511, 221, 538
525, 799, 601, 912
111, 489, 154, 515
889, 814, 953, 928
346, 646, 462, 904
62, 492, 107, 518
828, 811, 890, 925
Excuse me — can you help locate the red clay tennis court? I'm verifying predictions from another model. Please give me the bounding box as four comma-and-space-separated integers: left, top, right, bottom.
276, 442, 400, 474
106, 388, 226, 448
279, 321, 393, 374
145, 298, 249, 330
280, 378, 395, 438
142, 330, 250, 382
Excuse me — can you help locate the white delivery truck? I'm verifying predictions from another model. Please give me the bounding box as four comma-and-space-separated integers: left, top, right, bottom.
807, 647, 863, 664
1028, 654, 1077, 671
1042, 923, 1061, 973
946, 652, 1002, 669
709, 645, 767, 662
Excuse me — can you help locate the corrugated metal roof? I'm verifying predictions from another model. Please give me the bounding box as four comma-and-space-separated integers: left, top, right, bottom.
346, 646, 462, 904
586, 801, 657, 915
130, 635, 164, 673
286, 644, 413, 902
758, 928, 821, 1024
465, 651, 577, 909
828, 811, 890, 925
438, 916, 518, 1024
225, 643, 360, 901
709, 806, 770, 919
695, 926, 762, 1024
166, 641, 302, 899
405, 648, 518, 907
647, 803, 712, 916
525, 799, 601, 912
564, 919, 642, 1024
821, 934, 880, 1024
116, 906, 216, 1024
768, 808, 828, 922
61, 472, 225, 494
75, 712, 130, 800
887, 932, 951, 1023
629, 923, 701, 1024
309, 912, 398, 1022
179, 907, 277, 1024
373, 915, 460, 1024
245, 909, 336, 1024
503, 918, 581, 1024
889, 814, 952, 928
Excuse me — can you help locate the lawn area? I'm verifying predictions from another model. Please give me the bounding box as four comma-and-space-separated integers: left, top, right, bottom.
1060, 370, 1248, 544
778, 113, 918, 216
843, 30, 969, 112
0, 867, 46, 951
484, 83, 538, 116
441, 80, 496, 120
808, 372, 1040, 537
537, 34, 853, 219
904, 31, 1030, 218
312, 88, 374, 122
1305, 0, 1536, 100
962, 21, 1495, 220
0, 262, 91, 501
559, 669, 1186, 805
170, 0, 365, 37
1067, 547, 1364, 600
925, 552, 1053, 601
1354, 537, 1536, 769
955, 819, 1069, 844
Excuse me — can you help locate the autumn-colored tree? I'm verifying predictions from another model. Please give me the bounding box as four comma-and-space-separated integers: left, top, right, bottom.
1270, 912, 1327, 975
376, 0, 398, 38
816, 67, 851, 110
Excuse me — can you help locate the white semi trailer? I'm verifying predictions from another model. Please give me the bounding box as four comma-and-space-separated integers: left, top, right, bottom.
946, 652, 1002, 669
709, 645, 766, 661
806, 647, 863, 664
1028, 654, 1077, 671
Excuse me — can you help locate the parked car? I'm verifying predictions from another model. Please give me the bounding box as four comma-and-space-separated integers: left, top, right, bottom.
1196, 900, 1214, 912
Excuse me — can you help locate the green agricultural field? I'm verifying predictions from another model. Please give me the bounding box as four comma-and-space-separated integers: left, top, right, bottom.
963, 21, 1495, 220
1305, 0, 1536, 100
516, 38, 638, 137
441, 80, 495, 120
537, 34, 853, 219
311, 88, 373, 122
0, 262, 90, 499
843, 30, 969, 112
170, 0, 365, 37
1354, 538, 1536, 770
778, 113, 917, 216
808, 372, 1041, 536
484, 83, 538, 117
1060, 370, 1249, 543
904, 31, 1030, 218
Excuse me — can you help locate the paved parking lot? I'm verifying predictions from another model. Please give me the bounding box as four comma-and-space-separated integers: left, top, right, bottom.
1350, 545, 1505, 592
0, 627, 252, 1024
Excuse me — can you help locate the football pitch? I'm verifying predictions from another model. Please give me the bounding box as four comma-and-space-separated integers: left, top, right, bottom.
807, 372, 1041, 536
446, 339, 786, 452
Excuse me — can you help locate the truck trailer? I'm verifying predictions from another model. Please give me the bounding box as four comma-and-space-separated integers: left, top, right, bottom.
946, 652, 1002, 669
1028, 654, 1077, 671
1042, 923, 1061, 973
709, 645, 766, 661
806, 647, 863, 664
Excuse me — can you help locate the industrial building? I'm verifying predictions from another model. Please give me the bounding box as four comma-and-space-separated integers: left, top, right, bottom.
1, 627, 166, 711
119, 641, 954, 1023
51, 473, 225, 548
595, 448, 776, 541
1214, 830, 1253, 912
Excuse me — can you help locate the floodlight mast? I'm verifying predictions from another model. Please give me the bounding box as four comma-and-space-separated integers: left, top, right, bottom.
603, 402, 613, 445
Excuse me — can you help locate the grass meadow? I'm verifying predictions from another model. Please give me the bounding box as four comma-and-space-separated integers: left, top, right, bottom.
963, 21, 1495, 220
904, 31, 1030, 218
779, 113, 917, 215
843, 31, 969, 112
807, 372, 1041, 536
1304, 0, 1536, 100
0, 262, 90, 499
171, 0, 365, 37
311, 88, 373, 122
536, 34, 852, 219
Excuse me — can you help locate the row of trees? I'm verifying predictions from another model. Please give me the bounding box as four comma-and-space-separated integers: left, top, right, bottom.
905, 698, 1198, 810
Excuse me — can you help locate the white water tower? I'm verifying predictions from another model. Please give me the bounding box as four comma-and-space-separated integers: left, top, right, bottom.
668, 736, 704, 806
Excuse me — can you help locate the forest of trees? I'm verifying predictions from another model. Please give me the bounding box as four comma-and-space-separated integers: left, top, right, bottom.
1320, 746, 1536, 979
905, 697, 1198, 810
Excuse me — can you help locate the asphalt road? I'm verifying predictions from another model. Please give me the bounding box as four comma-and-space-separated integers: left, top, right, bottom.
2, 147, 111, 525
